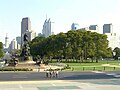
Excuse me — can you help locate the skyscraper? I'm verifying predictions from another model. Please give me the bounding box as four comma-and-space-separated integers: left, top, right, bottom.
89, 25, 99, 32
105, 33, 120, 50
103, 23, 113, 34
42, 18, 51, 37
26, 30, 36, 41
89, 25, 98, 30
16, 36, 21, 50
16, 36, 21, 45
5, 33, 9, 48
71, 23, 79, 30
8, 39, 17, 52
21, 17, 31, 47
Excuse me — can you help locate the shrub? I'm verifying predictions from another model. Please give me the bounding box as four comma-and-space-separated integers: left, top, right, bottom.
0, 68, 33, 71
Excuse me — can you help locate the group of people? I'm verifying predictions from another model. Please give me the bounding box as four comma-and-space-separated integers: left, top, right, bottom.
46, 70, 59, 78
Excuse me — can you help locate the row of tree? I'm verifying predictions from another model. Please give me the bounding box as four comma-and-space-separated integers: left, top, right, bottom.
29, 30, 113, 62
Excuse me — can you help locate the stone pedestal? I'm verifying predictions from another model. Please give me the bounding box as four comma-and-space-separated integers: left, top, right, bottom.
15, 59, 39, 69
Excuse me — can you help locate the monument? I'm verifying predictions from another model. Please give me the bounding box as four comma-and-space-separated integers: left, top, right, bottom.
20, 33, 32, 62
14, 33, 36, 68
8, 33, 52, 70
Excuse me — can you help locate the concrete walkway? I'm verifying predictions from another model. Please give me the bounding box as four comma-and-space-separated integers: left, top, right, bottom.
0, 80, 120, 90
102, 64, 120, 67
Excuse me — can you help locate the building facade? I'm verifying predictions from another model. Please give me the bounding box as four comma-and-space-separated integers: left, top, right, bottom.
71, 23, 79, 30
89, 25, 99, 32
42, 18, 51, 37
103, 23, 113, 34
26, 30, 36, 41
105, 33, 120, 50
8, 39, 17, 52
16, 36, 21, 45
79, 27, 99, 33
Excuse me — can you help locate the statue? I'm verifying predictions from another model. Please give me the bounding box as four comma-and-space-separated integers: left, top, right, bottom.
24, 33, 28, 42
20, 33, 31, 61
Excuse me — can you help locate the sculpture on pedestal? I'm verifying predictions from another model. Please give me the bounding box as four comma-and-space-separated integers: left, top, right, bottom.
20, 33, 31, 61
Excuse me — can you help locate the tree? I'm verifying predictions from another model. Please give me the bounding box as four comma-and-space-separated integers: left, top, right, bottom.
0, 42, 4, 58
113, 47, 120, 60
91, 32, 110, 62
29, 30, 112, 63
106, 47, 112, 58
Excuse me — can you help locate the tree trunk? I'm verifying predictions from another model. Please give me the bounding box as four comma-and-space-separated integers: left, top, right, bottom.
96, 59, 98, 63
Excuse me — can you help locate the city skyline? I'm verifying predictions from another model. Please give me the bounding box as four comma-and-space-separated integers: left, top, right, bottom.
0, 0, 120, 43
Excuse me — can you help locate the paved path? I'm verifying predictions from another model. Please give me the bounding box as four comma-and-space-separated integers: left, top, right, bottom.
0, 80, 120, 90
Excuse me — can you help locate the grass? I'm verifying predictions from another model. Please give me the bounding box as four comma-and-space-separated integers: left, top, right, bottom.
60, 60, 120, 72
62, 66, 120, 72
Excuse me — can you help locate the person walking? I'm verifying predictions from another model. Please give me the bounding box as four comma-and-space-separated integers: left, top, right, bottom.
46, 71, 49, 78
49, 71, 52, 78
55, 71, 59, 78
52, 70, 55, 78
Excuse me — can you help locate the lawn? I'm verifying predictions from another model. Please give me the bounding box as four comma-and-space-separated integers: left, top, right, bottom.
61, 60, 120, 71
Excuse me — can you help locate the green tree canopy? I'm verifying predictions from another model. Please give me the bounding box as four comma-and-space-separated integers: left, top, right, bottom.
0, 42, 4, 58
29, 30, 112, 62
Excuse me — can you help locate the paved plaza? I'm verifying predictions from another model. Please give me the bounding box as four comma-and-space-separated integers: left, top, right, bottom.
0, 80, 120, 90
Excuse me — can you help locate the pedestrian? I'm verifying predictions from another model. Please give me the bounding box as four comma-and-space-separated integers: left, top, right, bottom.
55, 71, 59, 78
52, 70, 55, 78
46, 71, 49, 78
49, 71, 52, 78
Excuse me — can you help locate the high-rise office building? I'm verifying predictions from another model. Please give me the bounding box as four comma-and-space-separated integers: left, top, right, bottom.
21, 17, 31, 47
8, 39, 17, 52
89, 25, 99, 33
71, 23, 79, 30
42, 18, 51, 37
16, 36, 21, 50
103, 23, 113, 34
3, 33, 9, 53
26, 30, 36, 41
79, 26, 99, 33
4, 33, 9, 48
105, 33, 120, 50
16, 36, 21, 45
89, 25, 98, 30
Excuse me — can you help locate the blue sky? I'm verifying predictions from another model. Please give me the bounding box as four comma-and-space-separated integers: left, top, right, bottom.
0, 0, 119, 43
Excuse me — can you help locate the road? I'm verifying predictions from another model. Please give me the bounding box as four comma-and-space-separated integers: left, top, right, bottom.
0, 71, 120, 81
0, 71, 120, 90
